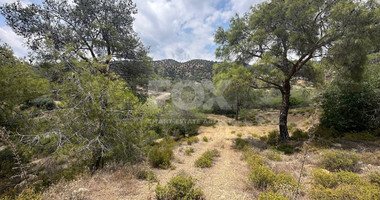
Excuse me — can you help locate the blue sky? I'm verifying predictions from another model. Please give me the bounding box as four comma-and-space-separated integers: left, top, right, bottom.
0, 0, 265, 61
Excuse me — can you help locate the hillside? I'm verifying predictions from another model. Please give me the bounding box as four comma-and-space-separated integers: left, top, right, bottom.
152, 59, 217, 81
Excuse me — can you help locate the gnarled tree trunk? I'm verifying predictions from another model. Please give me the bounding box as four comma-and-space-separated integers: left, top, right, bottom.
279, 80, 291, 140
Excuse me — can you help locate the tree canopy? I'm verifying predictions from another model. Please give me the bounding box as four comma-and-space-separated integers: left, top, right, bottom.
1, 0, 147, 67
214, 0, 379, 139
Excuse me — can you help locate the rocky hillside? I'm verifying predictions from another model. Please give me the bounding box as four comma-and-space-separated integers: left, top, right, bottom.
152, 59, 217, 81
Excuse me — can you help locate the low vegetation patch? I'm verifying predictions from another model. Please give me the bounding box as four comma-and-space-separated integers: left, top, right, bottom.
310, 168, 380, 200
155, 174, 204, 200
265, 151, 282, 162
290, 129, 309, 141
194, 149, 220, 168
319, 150, 360, 172
202, 136, 208, 142
185, 147, 195, 156
233, 138, 249, 150
148, 143, 174, 169
187, 137, 199, 145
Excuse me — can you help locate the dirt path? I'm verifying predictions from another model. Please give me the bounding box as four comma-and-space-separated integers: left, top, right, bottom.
151, 114, 279, 200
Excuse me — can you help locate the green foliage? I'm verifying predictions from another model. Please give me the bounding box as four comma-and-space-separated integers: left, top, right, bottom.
202, 136, 208, 142
13, 189, 42, 200
164, 104, 205, 138
258, 191, 289, 200
233, 138, 249, 150
155, 174, 204, 200
187, 137, 199, 145
249, 165, 276, 189
267, 130, 280, 146
1, 0, 147, 64
136, 170, 158, 182
369, 171, 380, 185
311, 168, 380, 200
276, 144, 295, 155
320, 81, 379, 134
341, 132, 378, 141
148, 143, 173, 169
312, 169, 339, 188
185, 147, 194, 156
245, 152, 266, 169
237, 133, 242, 137
310, 183, 380, 200
290, 129, 309, 141
194, 149, 220, 168
29, 97, 56, 110
265, 151, 282, 162
319, 150, 360, 172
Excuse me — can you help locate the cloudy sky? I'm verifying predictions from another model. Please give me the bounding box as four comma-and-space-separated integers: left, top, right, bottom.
0, 0, 265, 61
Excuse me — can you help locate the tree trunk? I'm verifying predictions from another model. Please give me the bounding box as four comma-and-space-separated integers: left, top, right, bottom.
279, 80, 291, 140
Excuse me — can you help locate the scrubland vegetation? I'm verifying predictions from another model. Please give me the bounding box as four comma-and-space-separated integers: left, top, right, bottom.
0, 0, 380, 199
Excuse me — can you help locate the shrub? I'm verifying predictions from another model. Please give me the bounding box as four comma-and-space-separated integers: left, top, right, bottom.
320, 81, 379, 134
319, 150, 360, 172
148, 144, 173, 169
265, 151, 282, 161
312, 169, 339, 188
310, 183, 380, 200
276, 144, 295, 155
249, 165, 275, 189
369, 171, 380, 185
30, 97, 56, 110
187, 137, 199, 145
185, 147, 194, 156
194, 149, 220, 168
136, 170, 158, 182
290, 129, 309, 141
258, 191, 289, 200
14, 189, 42, 200
155, 174, 204, 200
273, 173, 297, 195
267, 130, 280, 145
252, 133, 260, 138
336, 170, 362, 185
233, 138, 249, 150
202, 136, 208, 142
342, 132, 378, 141
245, 153, 266, 169
237, 133, 242, 137
287, 123, 297, 132
231, 131, 235, 134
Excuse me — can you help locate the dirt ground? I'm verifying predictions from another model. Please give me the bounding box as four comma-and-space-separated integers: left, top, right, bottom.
43, 112, 380, 200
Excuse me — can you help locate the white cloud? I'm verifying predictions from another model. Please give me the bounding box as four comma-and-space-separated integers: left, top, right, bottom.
0, 26, 28, 57
134, 0, 266, 61
0, 0, 267, 60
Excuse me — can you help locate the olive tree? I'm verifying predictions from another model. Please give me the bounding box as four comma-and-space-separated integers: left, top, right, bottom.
215, 0, 379, 140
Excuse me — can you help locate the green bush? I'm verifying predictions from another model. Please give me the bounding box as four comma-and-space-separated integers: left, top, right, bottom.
249, 165, 275, 189
30, 97, 56, 110
258, 191, 289, 200
237, 133, 242, 137
187, 137, 199, 145
273, 173, 297, 195
136, 170, 157, 182
185, 147, 194, 156
336, 170, 362, 185
320, 81, 379, 134
233, 138, 249, 150
267, 130, 280, 146
312, 169, 339, 188
342, 132, 378, 141
265, 151, 282, 161
148, 144, 173, 169
202, 136, 208, 142
276, 144, 295, 155
244, 151, 265, 169
369, 171, 380, 185
194, 149, 220, 168
290, 129, 309, 141
310, 183, 380, 200
319, 150, 360, 172
155, 174, 204, 200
